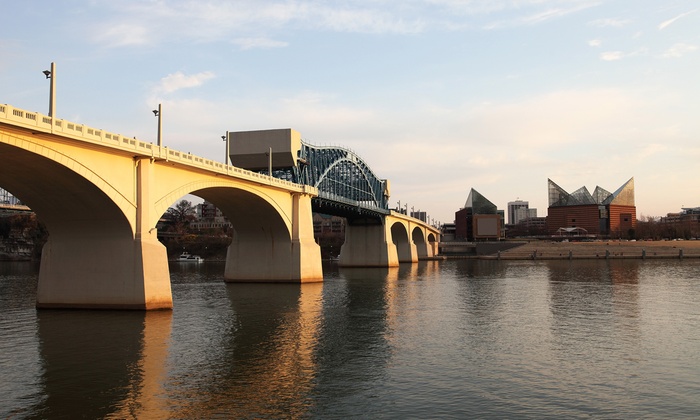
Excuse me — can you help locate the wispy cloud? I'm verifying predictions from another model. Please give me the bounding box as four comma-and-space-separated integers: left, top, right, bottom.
600, 48, 647, 61
92, 23, 151, 47
152, 71, 216, 96
483, 1, 599, 29
600, 51, 623, 61
588, 39, 602, 47
86, 0, 607, 48
232, 37, 288, 50
588, 18, 630, 28
661, 43, 698, 58
658, 9, 697, 30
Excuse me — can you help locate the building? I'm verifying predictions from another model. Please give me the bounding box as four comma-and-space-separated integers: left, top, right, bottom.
313, 213, 345, 236
507, 200, 529, 225
507, 216, 547, 237
440, 223, 456, 241
1, 188, 21, 205
546, 178, 636, 238
190, 201, 232, 230
410, 211, 427, 223
455, 189, 503, 241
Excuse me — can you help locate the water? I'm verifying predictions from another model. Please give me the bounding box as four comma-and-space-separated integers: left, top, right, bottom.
2, 259, 700, 419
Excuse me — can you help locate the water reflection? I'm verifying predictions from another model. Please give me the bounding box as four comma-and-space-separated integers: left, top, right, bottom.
310, 266, 393, 416
162, 282, 323, 418
34, 309, 172, 419
3, 259, 700, 418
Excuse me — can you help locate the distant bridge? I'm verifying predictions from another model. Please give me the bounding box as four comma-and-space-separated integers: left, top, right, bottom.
0, 104, 439, 310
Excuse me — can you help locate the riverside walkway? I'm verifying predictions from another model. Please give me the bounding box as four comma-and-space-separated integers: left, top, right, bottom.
493, 240, 700, 260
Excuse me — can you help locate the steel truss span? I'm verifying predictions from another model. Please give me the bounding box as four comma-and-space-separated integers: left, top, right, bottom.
269, 141, 390, 218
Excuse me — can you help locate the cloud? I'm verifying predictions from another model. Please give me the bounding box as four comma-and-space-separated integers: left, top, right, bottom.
658, 9, 697, 30
588, 18, 630, 27
600, 51, 623, 61
151, 71, 216, 96
588, 39, 602, 47
232, 37, 289, 50
92, 23, 151, 47
599, 48, 647, 61
482, 1, 599, 29
85, 0, 607, 48
661, 43, 698, 58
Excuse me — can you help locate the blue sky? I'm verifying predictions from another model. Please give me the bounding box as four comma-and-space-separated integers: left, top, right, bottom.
2, 0, 698, 223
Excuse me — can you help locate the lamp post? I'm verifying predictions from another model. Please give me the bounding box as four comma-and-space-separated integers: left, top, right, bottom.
222, 131, 229, 165
43, 62, 56, 118
266, 147, 272, 176
152, 104, 162, 147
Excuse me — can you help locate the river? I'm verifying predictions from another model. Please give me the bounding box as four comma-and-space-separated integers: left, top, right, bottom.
1, 259, 700, 419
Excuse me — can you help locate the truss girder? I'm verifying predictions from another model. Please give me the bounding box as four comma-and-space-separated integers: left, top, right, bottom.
299, 143, 388, 212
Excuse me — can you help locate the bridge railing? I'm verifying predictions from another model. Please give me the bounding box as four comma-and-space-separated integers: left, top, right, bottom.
0, 104, 315, 194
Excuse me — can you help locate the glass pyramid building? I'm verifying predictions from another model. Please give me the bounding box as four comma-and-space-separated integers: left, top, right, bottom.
548, 178, 634, 207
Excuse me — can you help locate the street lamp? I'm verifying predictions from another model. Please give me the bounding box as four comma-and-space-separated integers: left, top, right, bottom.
265, 147, 272, 176
152, 104, 162, 147
43, 62, 56, 117
222, 131, 229, 165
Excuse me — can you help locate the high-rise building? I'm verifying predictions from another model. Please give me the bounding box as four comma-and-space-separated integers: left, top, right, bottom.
507, 200, 530, 225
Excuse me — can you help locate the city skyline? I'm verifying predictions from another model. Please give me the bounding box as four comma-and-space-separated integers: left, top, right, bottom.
1, 1, 698, 223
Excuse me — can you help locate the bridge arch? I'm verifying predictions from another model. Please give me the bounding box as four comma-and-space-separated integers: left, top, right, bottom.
301, 144, 388, 211
390, 221, 413, 263
412, 226, 428, 258
0, 132, 136, 233
153, 180, 293, 234
0, 131, 171, 309
193, 187, 298, 281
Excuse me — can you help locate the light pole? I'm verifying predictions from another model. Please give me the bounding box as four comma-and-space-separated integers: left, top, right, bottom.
152, 104, 162, 147
266, 147, 272, 176
43, 62, 56, 118
222, 131, 229, 165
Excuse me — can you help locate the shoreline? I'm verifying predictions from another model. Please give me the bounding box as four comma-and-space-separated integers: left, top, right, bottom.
440, 239, 700, 260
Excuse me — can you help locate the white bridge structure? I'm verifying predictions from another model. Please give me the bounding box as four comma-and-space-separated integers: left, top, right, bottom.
0, 104, 439, 310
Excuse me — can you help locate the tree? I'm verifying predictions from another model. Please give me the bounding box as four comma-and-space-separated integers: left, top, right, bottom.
166, 200, 196, 233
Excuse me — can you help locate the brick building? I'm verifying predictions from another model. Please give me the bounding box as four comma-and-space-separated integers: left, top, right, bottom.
455, 189, 503, 241
546, 178, 636, 238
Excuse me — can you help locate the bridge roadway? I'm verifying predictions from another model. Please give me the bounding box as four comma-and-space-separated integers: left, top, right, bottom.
0, 104, 439, 310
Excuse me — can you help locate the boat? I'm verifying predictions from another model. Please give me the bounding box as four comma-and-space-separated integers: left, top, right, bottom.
177, 252, 204, 262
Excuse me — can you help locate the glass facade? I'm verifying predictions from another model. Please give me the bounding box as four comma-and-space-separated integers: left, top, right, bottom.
464, 188, 498, 215
0, 188, 21, 205
548, 178, 635, 207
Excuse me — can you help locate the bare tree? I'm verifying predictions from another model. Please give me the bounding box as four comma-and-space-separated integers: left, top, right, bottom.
166, 200, 196, 233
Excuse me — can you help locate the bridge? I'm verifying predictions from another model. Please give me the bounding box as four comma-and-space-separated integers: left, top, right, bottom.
0, 104, 439, 310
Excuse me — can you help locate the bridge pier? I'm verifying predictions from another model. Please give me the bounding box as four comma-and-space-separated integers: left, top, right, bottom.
338, 222, 399, 267
224, 192, 323, 283
36, 232, 172, 310
35, 156, 173, 310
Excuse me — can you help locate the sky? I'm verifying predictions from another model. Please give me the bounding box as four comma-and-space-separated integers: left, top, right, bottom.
1, 0, 698, 224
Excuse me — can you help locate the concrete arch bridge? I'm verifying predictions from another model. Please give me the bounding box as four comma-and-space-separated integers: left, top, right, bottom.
0, 105, 438, 309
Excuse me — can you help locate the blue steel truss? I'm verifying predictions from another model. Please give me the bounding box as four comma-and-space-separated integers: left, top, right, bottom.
266, 141, 390, 219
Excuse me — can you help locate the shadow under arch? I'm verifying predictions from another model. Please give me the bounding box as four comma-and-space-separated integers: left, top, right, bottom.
412, 226, 428, 258
390, 221, 412, 262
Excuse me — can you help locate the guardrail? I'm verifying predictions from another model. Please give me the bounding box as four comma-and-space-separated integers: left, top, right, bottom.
0, 103, 316, 195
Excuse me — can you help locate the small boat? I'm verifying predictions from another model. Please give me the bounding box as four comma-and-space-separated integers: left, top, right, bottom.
177, 252, 204, 262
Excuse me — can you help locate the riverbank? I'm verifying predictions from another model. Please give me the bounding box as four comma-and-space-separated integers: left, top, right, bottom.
444, 239, 700, 260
